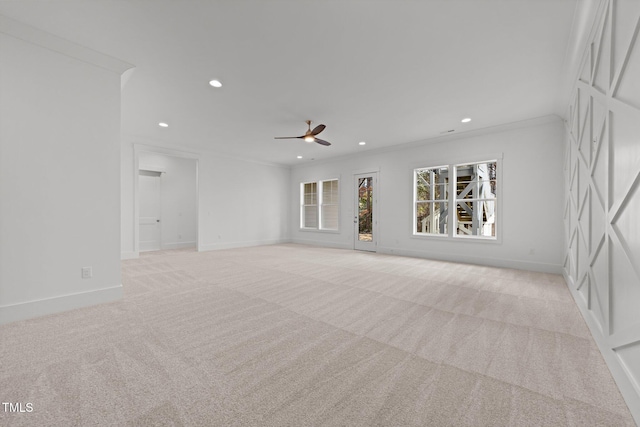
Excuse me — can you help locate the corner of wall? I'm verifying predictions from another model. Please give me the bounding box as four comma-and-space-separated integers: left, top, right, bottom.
1, 15, 127, 325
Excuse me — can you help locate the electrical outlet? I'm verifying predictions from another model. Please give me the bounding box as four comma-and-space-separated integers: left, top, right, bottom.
81, 267, 92, 279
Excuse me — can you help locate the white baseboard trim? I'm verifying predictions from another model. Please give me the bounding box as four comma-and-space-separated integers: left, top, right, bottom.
0, 285, 123, 325
290, 238, 353, 250
121, 251, 138, 260
199, 238, 291, 252
563, 272, 640, 425
376, 246, 563, 274
161, 241, 196, 250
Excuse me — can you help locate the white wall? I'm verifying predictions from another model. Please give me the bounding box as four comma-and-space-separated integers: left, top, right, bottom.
121, 139, 291, 257
291, 116, 565, 273
0, 18, 131, 324
139, 152, 197, 250
197, 153, 291, 251
563, 0, 640, 422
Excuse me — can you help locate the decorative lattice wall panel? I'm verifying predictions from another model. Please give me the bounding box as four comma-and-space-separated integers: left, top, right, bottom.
564, 0, 640, 419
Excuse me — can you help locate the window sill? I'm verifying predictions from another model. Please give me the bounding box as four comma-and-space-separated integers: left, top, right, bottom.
453, 235, 500, 243
299, 228, 341, 234
411, 233, 450, 240
411, 233, 501, 244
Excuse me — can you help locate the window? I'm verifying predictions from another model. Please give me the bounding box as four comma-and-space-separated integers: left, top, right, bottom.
414, 166, 449, 235
455, 161, 497, 238
413, 160, 498, 239
321, 179, 339, 230
301, 179, 339, 230
302, 182, 318, 228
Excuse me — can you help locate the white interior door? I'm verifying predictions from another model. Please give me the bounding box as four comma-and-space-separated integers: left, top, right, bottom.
139, 171, 162, 252
354, 172, 377, 251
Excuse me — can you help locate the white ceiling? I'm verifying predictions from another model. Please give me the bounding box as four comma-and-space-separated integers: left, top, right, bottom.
0, 0, 578, 166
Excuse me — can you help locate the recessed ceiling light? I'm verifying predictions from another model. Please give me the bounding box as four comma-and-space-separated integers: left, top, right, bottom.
358, 141, 366, 146
209, 79, 222, 88
158, 122, 169, 127
461, 118, 471, 123
297, 155, 303, 159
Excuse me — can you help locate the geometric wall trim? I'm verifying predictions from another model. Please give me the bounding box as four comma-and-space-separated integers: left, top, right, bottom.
615, 341, 640, 401
564, 0, 640, 422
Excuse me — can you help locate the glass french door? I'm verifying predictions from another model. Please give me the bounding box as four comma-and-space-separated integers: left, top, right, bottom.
354, 172, 377, 251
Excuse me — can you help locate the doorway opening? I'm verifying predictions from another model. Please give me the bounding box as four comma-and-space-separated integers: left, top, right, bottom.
135, 149, 199, 254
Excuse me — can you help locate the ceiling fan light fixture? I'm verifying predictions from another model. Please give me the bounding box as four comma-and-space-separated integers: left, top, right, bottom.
461, 117, 471, 123
359, 141, 366, 146
158, 122, 169, 127
209, 79, 222, 88
274, 121, 331, 146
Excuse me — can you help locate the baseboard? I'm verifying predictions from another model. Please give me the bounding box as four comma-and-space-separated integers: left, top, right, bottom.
376, 246, 563, 274
161, 241, 196, 250
199, 238, 290, 252
121, 251, 138, 260
0, 285, 123, 325
563, 272, 640, 425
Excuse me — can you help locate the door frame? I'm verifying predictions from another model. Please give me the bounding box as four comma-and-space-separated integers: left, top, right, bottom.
133, 144, 200, 256
353, 171, 378, 252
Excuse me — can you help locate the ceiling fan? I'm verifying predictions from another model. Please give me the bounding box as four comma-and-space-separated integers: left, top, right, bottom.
274, 120, 331, 146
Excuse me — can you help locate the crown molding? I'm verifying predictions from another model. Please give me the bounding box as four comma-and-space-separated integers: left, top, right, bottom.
293, 115, 562, 169
0, 14, 133, 74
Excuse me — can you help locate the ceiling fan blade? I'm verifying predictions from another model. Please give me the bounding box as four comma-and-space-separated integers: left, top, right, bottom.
274, 136, 303, 139
314, 138, 331, 146
310, 124, 326, 136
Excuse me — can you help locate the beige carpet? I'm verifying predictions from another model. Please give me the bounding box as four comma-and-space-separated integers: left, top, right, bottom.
0, 244, 636, 426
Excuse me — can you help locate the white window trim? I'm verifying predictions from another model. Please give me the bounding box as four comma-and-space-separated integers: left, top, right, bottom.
300, 178, 340, 232
412, 157, 502, 243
